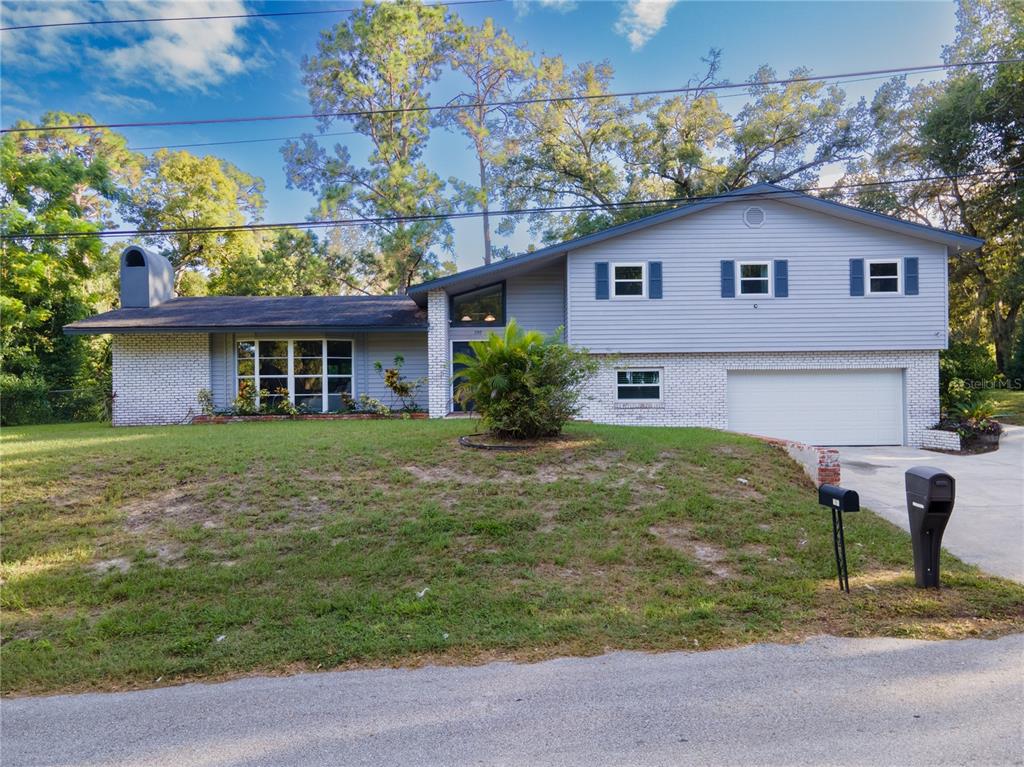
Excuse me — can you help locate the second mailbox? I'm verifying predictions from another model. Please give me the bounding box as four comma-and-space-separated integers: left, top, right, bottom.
905, 466, 956, 588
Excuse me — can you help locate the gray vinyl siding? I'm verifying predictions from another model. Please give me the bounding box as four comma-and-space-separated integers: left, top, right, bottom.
209, 333, 233, 409
567, 199, 949, 353
506, 260, 566, 336
450, 260, 567, 344
207, 331, 428, 410
360, 332, 429, 410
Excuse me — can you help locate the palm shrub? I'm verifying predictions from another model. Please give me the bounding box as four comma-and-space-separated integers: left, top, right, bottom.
453, 320, 597, 439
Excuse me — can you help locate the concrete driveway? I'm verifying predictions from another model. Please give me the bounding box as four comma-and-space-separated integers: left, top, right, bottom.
841, 425, 1024, 583
5, 635, 1023, 767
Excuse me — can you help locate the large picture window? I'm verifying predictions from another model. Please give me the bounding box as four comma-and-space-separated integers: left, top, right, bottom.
236, 339, 353, 412
451, 283, 504, 326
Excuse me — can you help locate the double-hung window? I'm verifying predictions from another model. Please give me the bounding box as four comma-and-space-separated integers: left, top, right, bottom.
236, 339, 353, 412
738, 262, 771, 296
866, 260, 901, 294
616, 370, 661, 401
613, 264, 645, 297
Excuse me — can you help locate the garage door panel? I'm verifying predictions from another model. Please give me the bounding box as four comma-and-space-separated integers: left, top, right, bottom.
727, 369, 903, 446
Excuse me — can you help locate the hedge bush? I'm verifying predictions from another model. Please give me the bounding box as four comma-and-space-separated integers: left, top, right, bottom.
453, 320, 597, 439
1, 373, 53, 426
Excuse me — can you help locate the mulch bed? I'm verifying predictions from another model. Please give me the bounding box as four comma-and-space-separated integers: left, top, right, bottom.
457, 432, 591, 451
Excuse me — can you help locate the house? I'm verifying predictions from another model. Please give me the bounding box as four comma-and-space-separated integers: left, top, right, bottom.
64, 183, 983, 447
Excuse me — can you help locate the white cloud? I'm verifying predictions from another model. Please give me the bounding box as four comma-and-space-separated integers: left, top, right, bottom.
2, 1, 259, 93
92, 92, 158, 113
513, 0, 578, 17
614, 0, 679, 50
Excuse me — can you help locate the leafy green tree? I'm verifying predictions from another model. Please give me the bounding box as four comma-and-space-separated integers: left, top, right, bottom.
497, 51, 868, 244
495, 57, 633, 242
282, 0, 455, 292
0, 114, 132, 398
213, 229, 366, 296
442, 17, 532, 264
129, 149, 266, 294
839, 0, 1023, 371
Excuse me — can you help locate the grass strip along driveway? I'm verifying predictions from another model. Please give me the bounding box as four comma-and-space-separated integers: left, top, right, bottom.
2, 421, 1022, 695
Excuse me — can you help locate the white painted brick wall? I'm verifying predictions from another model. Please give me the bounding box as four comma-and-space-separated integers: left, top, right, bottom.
578, 350, 939, 448
427, 289, 450, 418
112, 333, 210, 426
922, 429, 961, 451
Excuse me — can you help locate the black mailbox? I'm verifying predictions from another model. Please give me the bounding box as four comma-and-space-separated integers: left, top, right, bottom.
905, 466, 956, 588
817, 484, 860, 592
818, 485, 860, 513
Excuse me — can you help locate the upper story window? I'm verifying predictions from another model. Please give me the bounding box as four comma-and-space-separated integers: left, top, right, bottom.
867, 260, 901, 294
738, 261, 771, 296
613, 263, 645, 297
451, 283, 504, 326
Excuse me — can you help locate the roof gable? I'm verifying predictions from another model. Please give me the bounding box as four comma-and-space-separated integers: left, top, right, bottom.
408, 183, 983, 304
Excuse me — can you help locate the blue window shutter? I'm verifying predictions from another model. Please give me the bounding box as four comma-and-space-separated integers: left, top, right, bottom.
773, 259, 789, 298
904, 257, 919, 295
850, 259, 864, 296
648, 261, 663, 299
595, 262, 609, 300
720, 260, 735, 298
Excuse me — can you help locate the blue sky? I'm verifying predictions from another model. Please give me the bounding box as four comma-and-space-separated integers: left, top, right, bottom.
2, 1, 961, 268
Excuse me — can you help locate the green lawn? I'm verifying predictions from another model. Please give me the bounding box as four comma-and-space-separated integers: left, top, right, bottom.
987, 388, 1024, 425
2, 420, 1022, 695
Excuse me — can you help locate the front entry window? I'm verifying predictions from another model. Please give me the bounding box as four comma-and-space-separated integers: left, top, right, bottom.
451, 341, 476, 412
236, 339, 353, 412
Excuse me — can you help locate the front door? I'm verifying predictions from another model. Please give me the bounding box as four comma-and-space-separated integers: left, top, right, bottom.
451, 341, 475, 412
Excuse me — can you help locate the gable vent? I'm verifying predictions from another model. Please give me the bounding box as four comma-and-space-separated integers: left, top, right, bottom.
743, 206, 766, 228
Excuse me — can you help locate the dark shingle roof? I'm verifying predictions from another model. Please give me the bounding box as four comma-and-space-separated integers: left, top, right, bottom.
64, 295, 427, 335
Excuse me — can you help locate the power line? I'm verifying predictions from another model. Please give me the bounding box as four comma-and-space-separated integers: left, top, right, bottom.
0, 0, 504, 32
4, 58, 1020, 135
4, 171, 1015, 241
123, 72, 905, 154
128, 130, 358, 152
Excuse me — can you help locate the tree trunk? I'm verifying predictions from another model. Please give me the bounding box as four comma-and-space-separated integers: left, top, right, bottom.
479, 154, 492, 265
991, 304, 1020, 375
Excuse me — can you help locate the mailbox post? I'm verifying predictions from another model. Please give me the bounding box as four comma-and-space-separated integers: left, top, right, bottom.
818, 485, 860, 592
905, 467, 955, 588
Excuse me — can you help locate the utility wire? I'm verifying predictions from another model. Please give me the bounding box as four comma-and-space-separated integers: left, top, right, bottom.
122, 72, 905, 153
4, 170, 1015, 241
128, 130, 358, 151
4, 58, 1020, 135
0, 0, 504, 32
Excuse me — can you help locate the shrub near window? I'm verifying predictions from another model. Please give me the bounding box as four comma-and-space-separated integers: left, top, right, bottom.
453, 320, 597, 439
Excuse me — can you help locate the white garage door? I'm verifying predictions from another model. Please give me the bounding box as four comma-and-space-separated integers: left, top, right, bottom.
727, 369, 904, 446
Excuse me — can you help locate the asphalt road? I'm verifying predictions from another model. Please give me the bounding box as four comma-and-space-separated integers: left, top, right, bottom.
5, 634, 1023, 767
